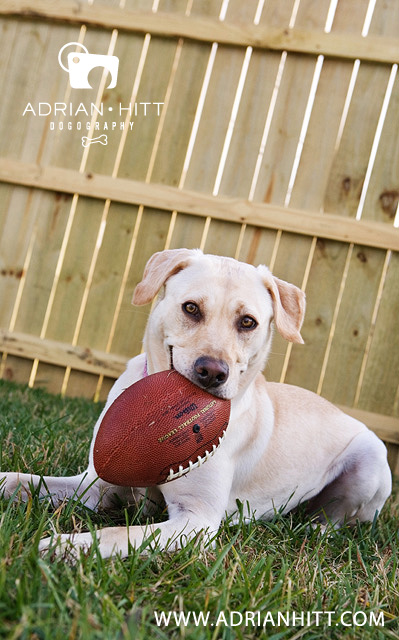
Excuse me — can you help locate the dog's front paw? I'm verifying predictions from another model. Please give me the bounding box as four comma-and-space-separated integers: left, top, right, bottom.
38, 532, 95, 561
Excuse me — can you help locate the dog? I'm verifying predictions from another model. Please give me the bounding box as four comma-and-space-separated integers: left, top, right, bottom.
0, 249, 392, 558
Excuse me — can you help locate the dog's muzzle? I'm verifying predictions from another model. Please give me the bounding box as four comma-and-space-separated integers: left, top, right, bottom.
193, 356, 229, 390
169, 348, 229, 397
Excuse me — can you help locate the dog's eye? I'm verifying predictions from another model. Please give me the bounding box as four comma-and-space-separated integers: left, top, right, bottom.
182, 302, 200, 317
239, 315, 257, 331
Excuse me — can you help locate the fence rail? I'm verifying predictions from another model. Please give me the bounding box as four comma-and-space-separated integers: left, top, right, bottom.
1, 1, 399, 64
1, 328, 126, 378
1, 159, 398, 251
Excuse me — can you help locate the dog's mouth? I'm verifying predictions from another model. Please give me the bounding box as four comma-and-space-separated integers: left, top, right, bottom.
169, 345, 175, 370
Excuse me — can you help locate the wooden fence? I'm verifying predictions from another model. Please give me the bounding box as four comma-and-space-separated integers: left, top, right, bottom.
1, 0, 399, 474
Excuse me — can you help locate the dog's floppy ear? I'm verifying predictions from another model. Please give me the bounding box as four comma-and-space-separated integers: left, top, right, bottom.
132, 248, 197, 305
258, 265, 306, 344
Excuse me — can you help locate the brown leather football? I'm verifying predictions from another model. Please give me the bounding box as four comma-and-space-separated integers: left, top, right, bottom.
93, 370, 231, 487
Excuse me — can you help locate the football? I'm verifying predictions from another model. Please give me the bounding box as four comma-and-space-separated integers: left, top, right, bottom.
93, 370, 231, 486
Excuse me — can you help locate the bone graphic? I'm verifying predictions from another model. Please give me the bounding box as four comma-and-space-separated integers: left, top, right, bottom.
82, 135, 108, 147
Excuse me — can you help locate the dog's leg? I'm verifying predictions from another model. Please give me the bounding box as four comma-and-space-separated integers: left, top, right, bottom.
0, 469, 120, 511
38, 510, 221, 559
307, 429, 392, 526
39, 460, 234, 559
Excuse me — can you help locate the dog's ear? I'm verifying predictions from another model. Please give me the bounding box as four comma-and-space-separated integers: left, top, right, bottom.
258, 266, 306, 344
132, 248, 197, 305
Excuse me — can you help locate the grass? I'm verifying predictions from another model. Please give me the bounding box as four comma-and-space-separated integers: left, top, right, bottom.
0, 379, 398, 640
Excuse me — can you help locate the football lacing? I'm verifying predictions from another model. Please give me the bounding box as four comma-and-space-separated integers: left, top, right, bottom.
165, 430, 227, 482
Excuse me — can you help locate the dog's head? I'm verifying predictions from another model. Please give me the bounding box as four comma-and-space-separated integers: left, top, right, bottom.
132, 249, 305, 400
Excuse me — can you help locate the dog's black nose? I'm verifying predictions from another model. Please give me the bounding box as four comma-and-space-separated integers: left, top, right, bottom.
193, 357, 229, 389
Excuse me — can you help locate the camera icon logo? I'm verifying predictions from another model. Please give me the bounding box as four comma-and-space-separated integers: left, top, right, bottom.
58, 42, 119, 89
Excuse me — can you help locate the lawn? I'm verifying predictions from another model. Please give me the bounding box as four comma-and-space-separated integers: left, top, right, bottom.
0, 379, 398, 639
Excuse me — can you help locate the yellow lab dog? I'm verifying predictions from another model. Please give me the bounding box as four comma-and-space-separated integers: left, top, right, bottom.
1, 249, 392, 558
